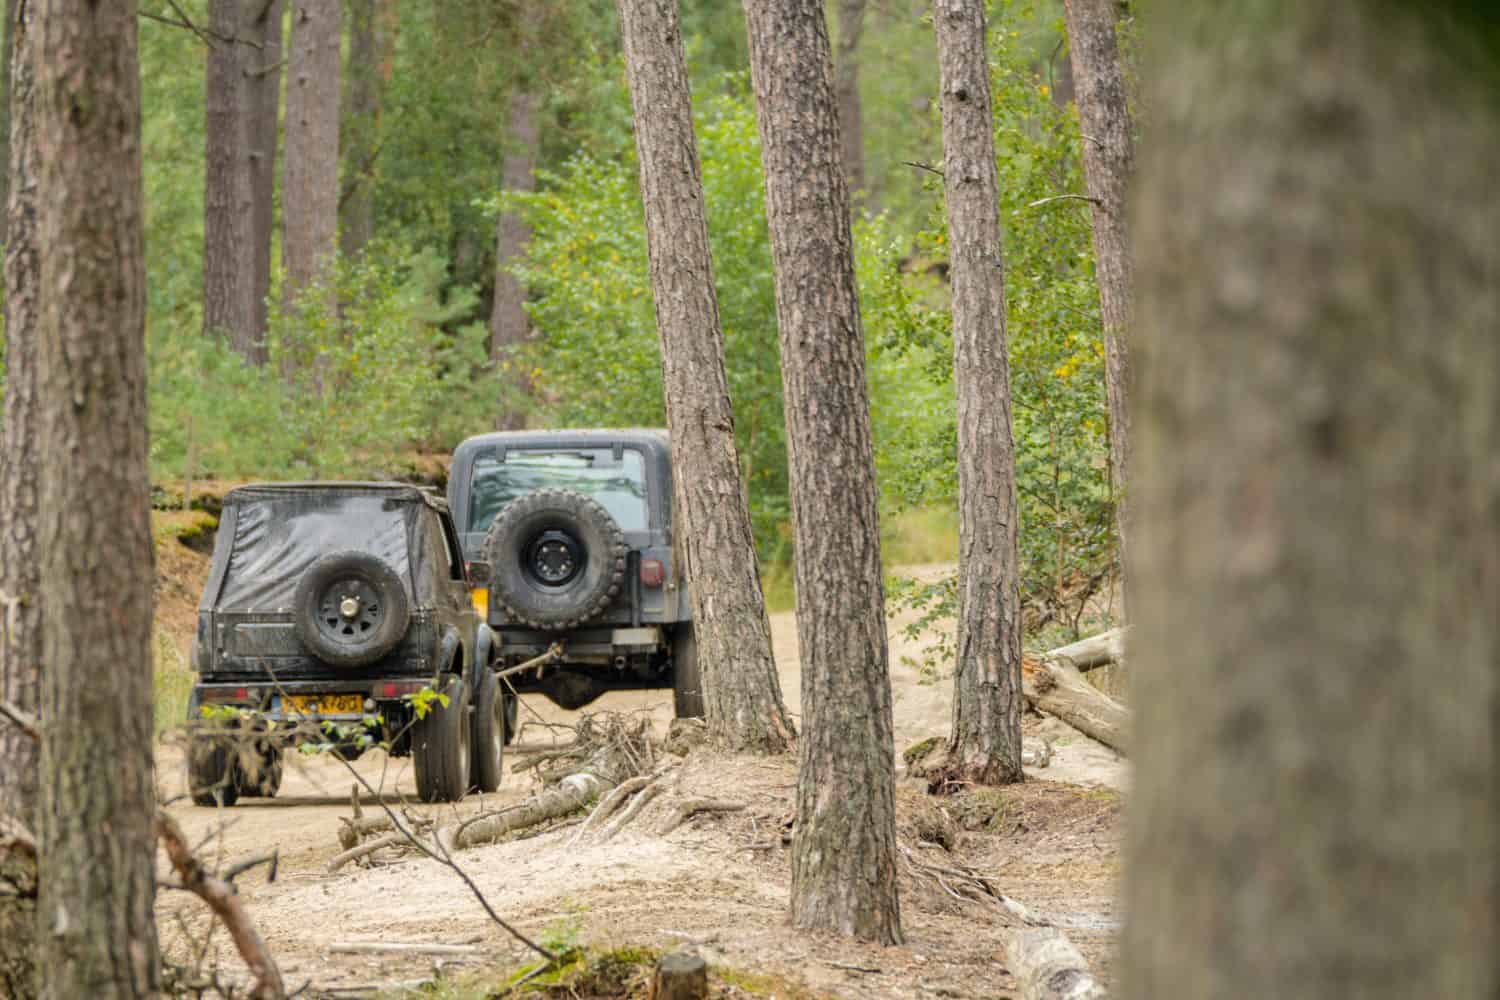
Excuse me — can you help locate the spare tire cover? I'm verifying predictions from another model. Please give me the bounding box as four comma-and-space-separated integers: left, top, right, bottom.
481, 488, 626, 630
293, 550, 411, 667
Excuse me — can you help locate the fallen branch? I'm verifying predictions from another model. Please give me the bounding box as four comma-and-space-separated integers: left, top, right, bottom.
329, 941, 480, 957
327, 833, 406, 873
656, 798, 746, 837
1046, 628, 1128, 673
157, 813, 286, 1000
1022, 655, 1128, 755
598, 781, 664, 842
569, 773, 659, 846
1005, 926, 1106, 1000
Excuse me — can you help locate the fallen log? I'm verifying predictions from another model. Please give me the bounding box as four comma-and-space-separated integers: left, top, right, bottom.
1046, 628, 1128, 672
1022, 655, 1127, 755
329, 941, 480, 957
451, 772, 610, 850
1005, 926, 1106, 1000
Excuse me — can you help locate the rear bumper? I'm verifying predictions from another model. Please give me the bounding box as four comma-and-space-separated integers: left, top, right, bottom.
192, 677, 433, 722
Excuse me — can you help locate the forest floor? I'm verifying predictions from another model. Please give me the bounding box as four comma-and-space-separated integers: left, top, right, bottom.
150, 519, 1126, 999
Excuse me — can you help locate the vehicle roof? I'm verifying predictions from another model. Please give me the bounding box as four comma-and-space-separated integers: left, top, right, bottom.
452, 428, 670, 463
222, 481, 449, 513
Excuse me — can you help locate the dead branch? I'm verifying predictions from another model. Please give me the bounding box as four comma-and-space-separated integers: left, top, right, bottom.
1005, 926, 1107, 1000
0, 699, 39, 741
1022, 655, 1128, 754
223, 850, 279, 885
493, 642, 564, 682
599, 781, 664, 842
451, 772, 609, 850
329, 941, 480, 957
327, 833, 406, 873
569, 773, 658, 846
1028, 193, 1100, 209
656, 798, 746, 837
157, 812, 286, 1000
1046, 628, 1128, 672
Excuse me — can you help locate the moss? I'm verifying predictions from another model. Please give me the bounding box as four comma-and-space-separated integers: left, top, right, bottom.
902, 736, 942, 767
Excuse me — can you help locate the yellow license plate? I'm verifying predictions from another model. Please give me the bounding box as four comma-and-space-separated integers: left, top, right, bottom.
284, 694, 364, 716
471, 587, 489, 618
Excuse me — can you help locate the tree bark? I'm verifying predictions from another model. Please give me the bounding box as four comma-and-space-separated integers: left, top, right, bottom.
1122, 3, 1500, 998
743, 0, 902, 944
0, 0, 15, 243
339, 0, 378, 261
617, 0, 794, 754
0, 3, 38, 992
832, 0, 864, 200
1021, 655, 1126, 755
488, 82, 538, 431
1062, 0, 1134, 583
932, 0, 1024, 787
204, 0, 258, 354
246, 0, 283, 363
33, 0, 159, 995
282, 0, 341, 314
1005, 926, 1106, 1000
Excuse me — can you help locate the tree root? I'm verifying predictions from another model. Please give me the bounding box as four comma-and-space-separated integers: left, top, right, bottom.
656, 798, 746, 836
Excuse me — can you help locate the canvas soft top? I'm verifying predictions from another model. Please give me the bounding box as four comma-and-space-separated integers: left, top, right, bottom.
223, 481, 448, 513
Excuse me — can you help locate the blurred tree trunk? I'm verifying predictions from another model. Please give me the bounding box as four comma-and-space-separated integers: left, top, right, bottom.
246, 0, 283, 363
618, 0, 794, 754
204, 0, 258, 355
33, 0, 159, 995
1062, 0, 1134, 582
833, 0, 864, 202
0, 1, 38, 992
340, 0, 379, 261
743, 0, 902, 944
0, 0, 14, 243
1122, 3, 1500, 998
488, 81, 538, 430
932, 0, 1023, 786
282, 0, 341, 314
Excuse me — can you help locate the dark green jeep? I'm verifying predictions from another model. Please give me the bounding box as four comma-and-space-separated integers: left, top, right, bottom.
186, 482, 505, 806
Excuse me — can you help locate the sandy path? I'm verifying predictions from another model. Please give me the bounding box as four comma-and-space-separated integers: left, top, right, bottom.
158, 582, 1125, 996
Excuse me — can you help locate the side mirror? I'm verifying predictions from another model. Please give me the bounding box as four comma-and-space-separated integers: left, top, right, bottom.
466, 560, 492, 583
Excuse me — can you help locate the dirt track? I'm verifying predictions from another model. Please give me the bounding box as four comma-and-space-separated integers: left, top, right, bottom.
157, 572, 1126, 998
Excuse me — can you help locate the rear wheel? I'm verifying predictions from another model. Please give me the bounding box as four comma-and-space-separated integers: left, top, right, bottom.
471, 666, 505, 793
187, 732, 240, 807
672, 624, 704, 719
413, 674, 470, 803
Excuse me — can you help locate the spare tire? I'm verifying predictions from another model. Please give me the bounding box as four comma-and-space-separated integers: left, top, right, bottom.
481, 488, 626, 630
294, 550, 410, 667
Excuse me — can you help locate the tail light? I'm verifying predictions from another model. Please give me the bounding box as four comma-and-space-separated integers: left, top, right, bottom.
640, 558, 665, 588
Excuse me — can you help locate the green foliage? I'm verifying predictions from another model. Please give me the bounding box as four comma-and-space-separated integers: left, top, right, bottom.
404, 684, 450, 721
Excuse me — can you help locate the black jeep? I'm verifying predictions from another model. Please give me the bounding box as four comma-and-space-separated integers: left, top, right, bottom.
447, 430, 700, 716
186, 482, 506, 805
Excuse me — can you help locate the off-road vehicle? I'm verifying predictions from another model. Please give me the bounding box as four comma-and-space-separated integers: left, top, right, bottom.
187, 482, 507, 806
447, 430, 700, 716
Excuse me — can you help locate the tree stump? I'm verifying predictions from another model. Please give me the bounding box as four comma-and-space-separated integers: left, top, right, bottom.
650, 950, 708, 1000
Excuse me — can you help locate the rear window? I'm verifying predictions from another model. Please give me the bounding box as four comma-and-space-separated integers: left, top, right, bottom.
219, 494, 413, 611
469, 449, 648, 533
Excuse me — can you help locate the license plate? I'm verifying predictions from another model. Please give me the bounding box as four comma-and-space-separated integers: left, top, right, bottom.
284, 694, 363, 716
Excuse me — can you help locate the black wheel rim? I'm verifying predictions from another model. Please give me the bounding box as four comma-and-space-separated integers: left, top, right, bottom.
525, 529, 583, 586
315, 576, 385, 647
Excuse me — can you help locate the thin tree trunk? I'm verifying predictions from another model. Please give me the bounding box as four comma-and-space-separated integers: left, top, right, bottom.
0, 0, 14, 243
33, 0, 159, 995
833, 0, 865, 200
282, 0, 341, 314
932, 0, 1024, 786
617, 0, 794, 754
340, 0, 378, 261
1122, 3, 1500, 997
1062, 0, 1134, 584
246, 0, 283, 363
488, 83, 538, 430
742, 0, 902, 944
204, 0, 258, 353
0, 2, 39, 992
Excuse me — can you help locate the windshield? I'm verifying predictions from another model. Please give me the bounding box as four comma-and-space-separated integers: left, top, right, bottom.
219, 494, 413, 611
469, 449, 648, 533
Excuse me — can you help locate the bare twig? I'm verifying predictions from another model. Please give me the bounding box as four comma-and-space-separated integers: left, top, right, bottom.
157, 812, 286, 1000
327, 832, 406, 873
1028, 193, 1100, 208
902, 159, 945, 178
0, 699, 39, 741
223, 850, 279, 885
493, 643, 565, 682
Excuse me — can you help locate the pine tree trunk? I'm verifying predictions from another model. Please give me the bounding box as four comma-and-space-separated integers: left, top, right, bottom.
488, 82, 538, 430
617, 0, 794, 754
283, 0, 341, 313
247, 0, 283, 363
932, 0, 1024, 786
33, 1, 158, 995
742, 0, 902, 944
1122, 4, 1500, 997
0, 4, 39, 991
340, 0, 378, 261
0, 0, 15, 244
204, 0, 258, 354
1062, 0, 1134, 580
833, 0, 864, 200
